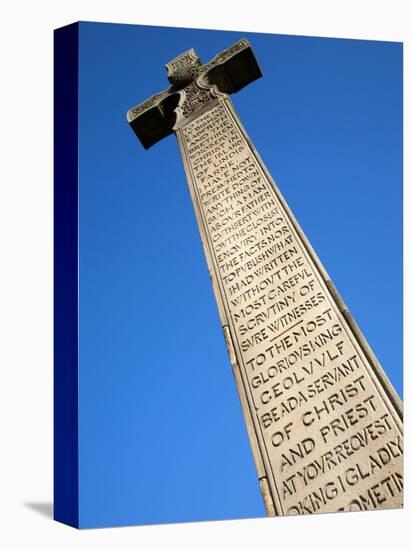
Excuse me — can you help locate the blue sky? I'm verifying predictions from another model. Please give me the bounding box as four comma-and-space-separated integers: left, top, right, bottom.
77, 22, 402, 527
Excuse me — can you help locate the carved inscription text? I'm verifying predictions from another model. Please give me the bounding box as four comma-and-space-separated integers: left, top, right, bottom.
178, 100, 403, 515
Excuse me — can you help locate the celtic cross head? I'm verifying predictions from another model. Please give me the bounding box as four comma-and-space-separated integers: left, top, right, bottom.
127, 38, 262, 149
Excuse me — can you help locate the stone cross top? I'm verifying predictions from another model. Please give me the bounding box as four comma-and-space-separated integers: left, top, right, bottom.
127, 39, 261, 148
127, 40, 403, 517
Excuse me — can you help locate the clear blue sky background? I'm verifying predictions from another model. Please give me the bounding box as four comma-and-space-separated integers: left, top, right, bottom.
78, 22, 402, 528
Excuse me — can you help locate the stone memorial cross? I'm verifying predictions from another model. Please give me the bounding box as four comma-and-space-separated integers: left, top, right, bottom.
127, 39, 403, 516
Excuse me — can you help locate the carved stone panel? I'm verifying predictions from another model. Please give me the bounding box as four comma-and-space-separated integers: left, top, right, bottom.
177, 98, 403, 516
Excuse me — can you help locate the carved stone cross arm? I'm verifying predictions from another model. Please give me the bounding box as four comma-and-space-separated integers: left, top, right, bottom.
126, 39, 262, 149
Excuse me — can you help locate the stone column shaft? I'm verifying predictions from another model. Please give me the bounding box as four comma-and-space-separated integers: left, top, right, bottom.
176, 96, 403, 516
